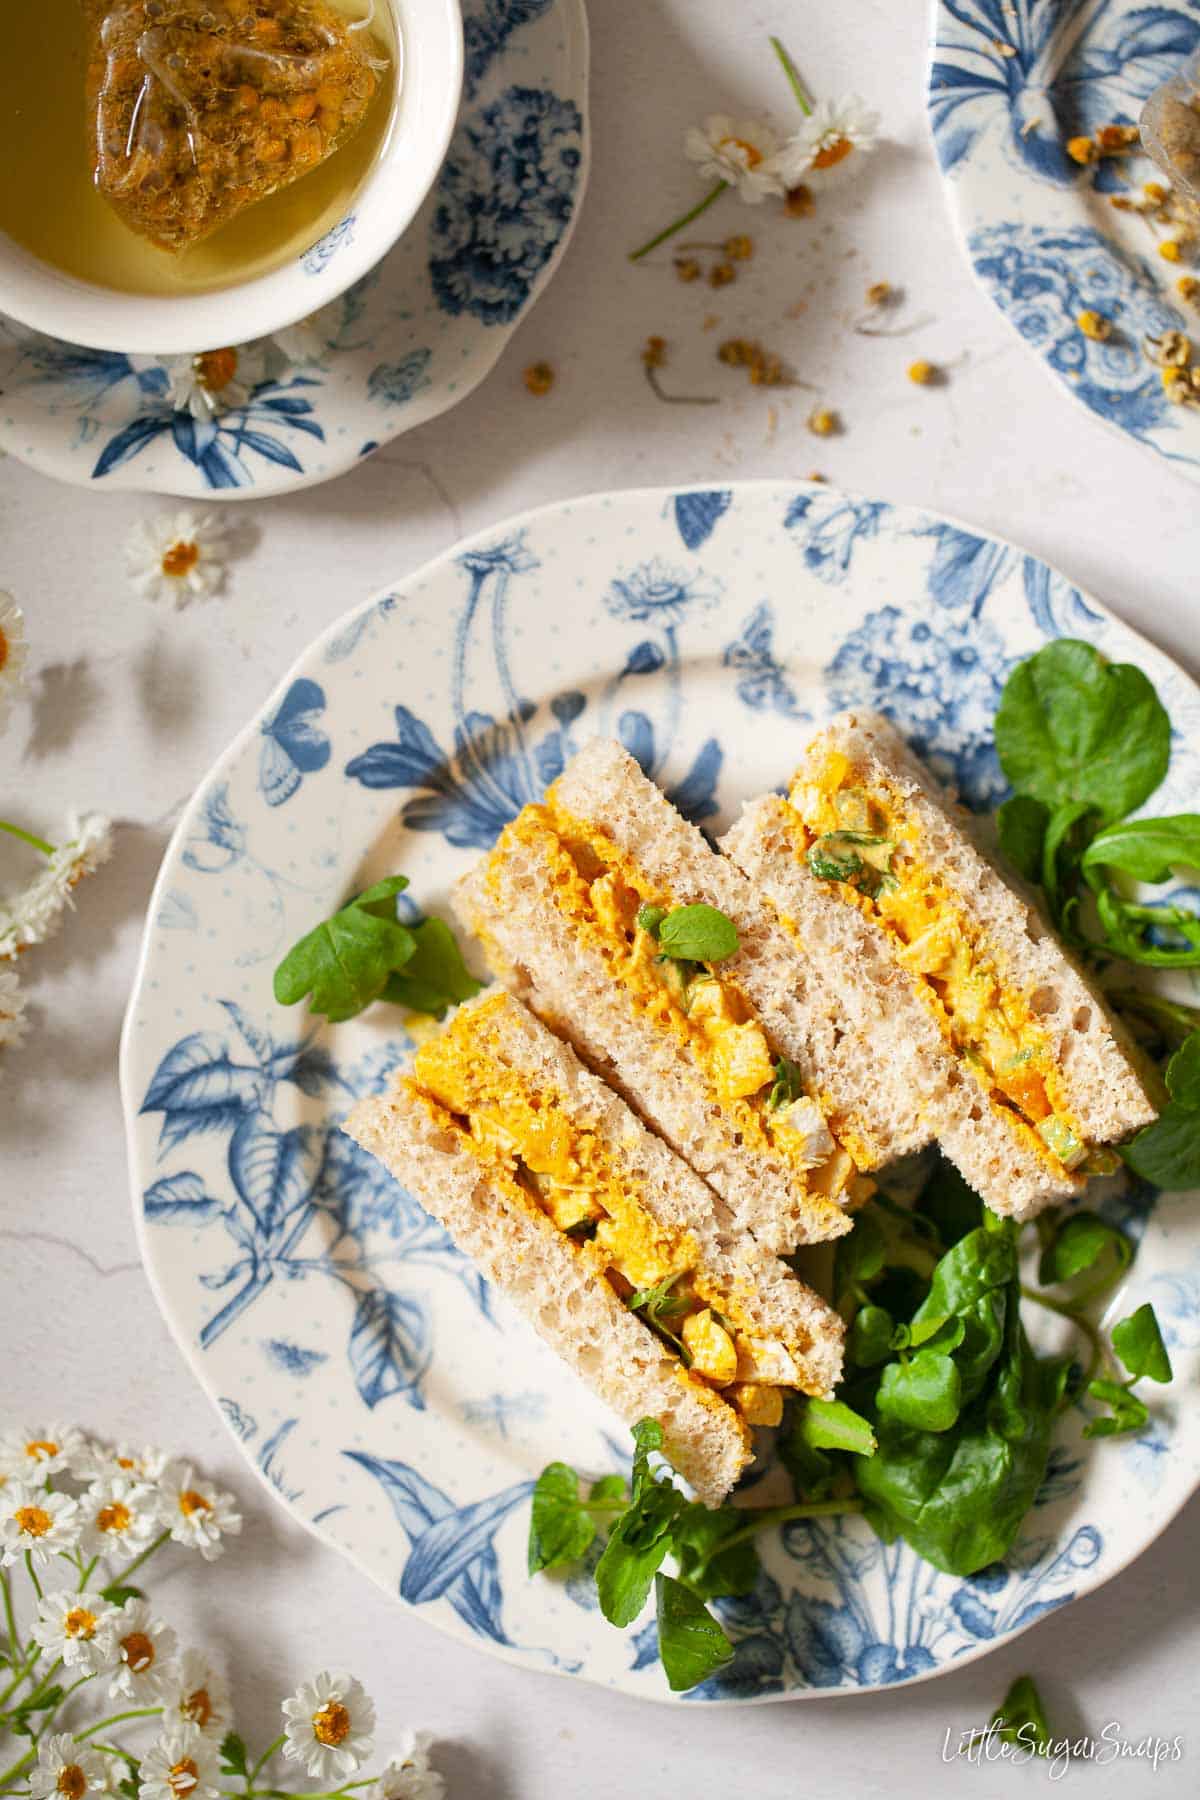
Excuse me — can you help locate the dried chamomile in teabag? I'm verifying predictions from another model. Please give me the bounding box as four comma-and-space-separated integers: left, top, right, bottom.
85, 0, 386, 253
1142, 48, 1200, 214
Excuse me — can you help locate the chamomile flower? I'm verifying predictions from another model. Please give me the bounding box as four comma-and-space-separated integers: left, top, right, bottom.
271, 300, 345, 366
74, 1440, 171, 1485
125, 512, 229, 608
0, 965, 26, 1054
31, 1591, 120, 1675
0, 815, 114, 960
163, 1652, 232, 1740
768, 95, 880, 186
0, 592, 28, 725
137, 1724, 221, 1800
79, 1475, 161, 1559
0, 1423, 88, 1480
157, 1464, 242, 1562
683, 115, 784, 202
281, 1672, 376, 1783
165, 345, 268, 421
28, 1735, 109, 1800
109, 1598, 178, 1702
367, 1735, 445, 1800
0, 1483, 81, 1567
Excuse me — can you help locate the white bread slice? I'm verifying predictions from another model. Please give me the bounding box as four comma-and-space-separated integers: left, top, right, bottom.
722, 794, 1086, 1218
344, 991, 845, 1505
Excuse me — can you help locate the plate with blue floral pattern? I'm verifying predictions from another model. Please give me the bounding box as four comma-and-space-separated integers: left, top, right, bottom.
0, 0, 588, 498
120, 483, 1200, 1702
929, 0, 1200, 479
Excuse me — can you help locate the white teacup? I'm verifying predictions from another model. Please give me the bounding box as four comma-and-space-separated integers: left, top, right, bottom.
0, 0, 463, 356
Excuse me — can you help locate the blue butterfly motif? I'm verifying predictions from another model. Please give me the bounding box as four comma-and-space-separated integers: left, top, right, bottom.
721, 603, 808, 720
260, 678, 331, 807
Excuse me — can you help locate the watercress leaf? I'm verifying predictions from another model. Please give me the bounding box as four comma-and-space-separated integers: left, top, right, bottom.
1084, 1378, 1150, 1438
908, 1313, 965, 1352
380, 916, 481, 1019
848, 1303, 895, 1367
876, 1350, 963, 1432
1111, 1302, 1173, 1383
990, 1674, 1053, 1753
636, 903, 667, 937
671, 1503, 760, 1601
914, 1156, 983, 1248
1036, 1211, 1132, 1288
1166, 1033, 1200, 1108
594, 1420, 685, 1626
1041, 800, 1096, 924
1121, 1097, 1200, 1190
800, 1397, 877, 1457
219, 1736, 248, 1779
1081, 814, 1200, 884
995, 640, 1170, 824
654, 1573, 735, 1692
274, 878, 416, 1022
528, 1462, 595, 1574
778, 1416, 835, 1498
996, 794, 1049, 883
657, 903, 739, 963
909, 1221, 1016, 1406
589, 1475, 628, 1505
834, 1205, 886, 1298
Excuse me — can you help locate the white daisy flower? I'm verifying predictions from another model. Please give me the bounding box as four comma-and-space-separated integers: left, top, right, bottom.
137, 1723, 221, 1800
0, 1483, 81, 1566
156, 1464, 242, 1562
683, 114, 784, 202
0, 965, 26, 1054
0, 1424, 89, 1480
31, 1591, 120, 1675
163, 1651, 232, 1740
0, 592, 28, 725
164, 344, 269, 421
74, 1441, 171, 1485
367, 1734, 445, 1800
125, 512, 229, 609
79, 1475, 161, 1559
281, 1672, 376, 1784
768, 94, 881, 186
0, 814, 114, 960
28, 1734, 109, 1800
109, 1599, 178, 1702
271, 300, 346, 366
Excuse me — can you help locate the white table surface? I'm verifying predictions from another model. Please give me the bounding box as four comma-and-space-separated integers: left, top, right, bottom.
2, 1, 1197, 1793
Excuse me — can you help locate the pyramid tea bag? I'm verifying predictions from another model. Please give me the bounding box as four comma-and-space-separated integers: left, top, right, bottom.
85, 0, 386, 254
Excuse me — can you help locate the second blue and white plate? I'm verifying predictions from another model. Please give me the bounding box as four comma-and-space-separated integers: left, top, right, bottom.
121, 483, 1200, 1703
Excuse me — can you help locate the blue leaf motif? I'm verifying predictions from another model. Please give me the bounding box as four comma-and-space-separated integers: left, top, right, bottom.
617, 710, 656, 776
228, 1115, 319, 1234
783, 491, 887, 583
857, 1642, 937, 1685
183, 784, 246, 873
143, 1172, 223, 1223
665, 737, 723, 827
949, 1587, 998, 1638
348, 704, 447, 788
260, 678, 331, 807
349, 1289, 431, 1410
690, 1632, 784, 1700
673, 489, 732, 550
630, 1619, 660, 1669
1021, 557, 1102, 634
784, 1595, 865, 1686
398, 1482, 533, 1606
1007, 1594, 1071, 1632
921, 524, 1013, 616
262, 1339, 328, 1378
92, 415, 171, 479
141, 1031, 232, 1111
367, 350, 433, 407
621, 640, 665, 678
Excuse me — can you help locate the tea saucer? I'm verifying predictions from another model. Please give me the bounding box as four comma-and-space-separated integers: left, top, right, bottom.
0, 0, 589, 498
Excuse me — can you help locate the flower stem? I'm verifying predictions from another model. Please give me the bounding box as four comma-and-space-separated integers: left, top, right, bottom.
112, 1530, 170, 1587
769, 36, 813, 115
0, 1746, 36, 1793
0, 1573, 21, 1663
629, 181, 727, 261
0, 819, 55, 857
691, 1497, 864, 1581
74, 1706, 162, 1742
1021, 1285, 1109, 1389
23, 1554, 43, 1605
244, 1733, 288, 1795
20, 1655, 65, 1715
76, 1557, 98, 1593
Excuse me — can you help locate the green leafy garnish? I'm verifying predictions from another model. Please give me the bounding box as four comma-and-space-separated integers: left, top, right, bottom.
528, 1463, 604, 1574
797, 1396, 877, 1457
626, 1273, 692, 1361
847, 1303, 894, 1367
1036, 1211, 1131, 1291
1123, 1031, 1200, 1189
807, 831, 896, 897
876, 1348, 962, 1432
593, 1421, 688, 1627
655, 1573, 735, 1692
636, 903, 667, 937
273, 879, 479, 1022
988, 1674, 1054, 1754
766, 1055, 805, 1112
1111, 1301, 1172, 1383
994, 638, 1170, 826
657, 903, 739, 963
1082, 813, 1200, 883
996, 793, 1049, 883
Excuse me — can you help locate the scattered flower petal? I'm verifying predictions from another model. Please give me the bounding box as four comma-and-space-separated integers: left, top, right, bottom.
28, 1734, 108, 1800
157, 1463, 242, 1561
0, 1483, 81, 1566
282, 1672, 376, 1784
683, 114, 784, 201
109, 1598, 178, 1702
31, 1592, 121, 1676
125, 512, 229, 609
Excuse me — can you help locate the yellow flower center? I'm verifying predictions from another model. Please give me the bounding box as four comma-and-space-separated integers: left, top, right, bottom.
64, 1607, 98, 1640
121, 1631, 155, 1672
14, 1505, 52, 1538
161, 540, 200, 579
178, 1489, 212, 1517
812, 136, 853, 170
312, 1701, 351, 1747
184, 1686, 213, 1729
167, 1759, 199, 1798
719, 134, 763, 169
25, 1439, 59, 1461
56, 1765, 87, 1800
96, 1502, 132, 1535
116, 1456, 137, 1470
195, 348, 238, 392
